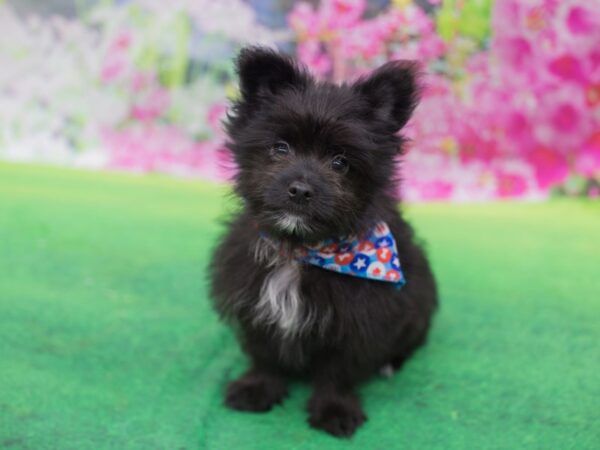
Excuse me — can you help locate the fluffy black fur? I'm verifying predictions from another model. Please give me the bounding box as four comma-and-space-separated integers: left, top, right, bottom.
209, 47, 438, 438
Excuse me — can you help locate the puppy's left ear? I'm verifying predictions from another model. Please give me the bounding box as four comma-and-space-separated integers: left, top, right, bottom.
353, 61, 421, 132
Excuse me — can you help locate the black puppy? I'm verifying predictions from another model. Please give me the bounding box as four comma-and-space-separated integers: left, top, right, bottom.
210, 47, 437, 438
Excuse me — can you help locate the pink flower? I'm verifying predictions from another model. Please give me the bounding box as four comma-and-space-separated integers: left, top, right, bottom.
566, 6, 596, 35
416, 34, 446, 60
495, 36, 532, 70
409, 5, 436, 35
548, 54, 587, 83
575, 132, 600, 177
130, 71, 153, 93
589, 49, 600, 72
321, 0, 366, 29
457, 128, 499, 165
101, 32, 133, 84
524, 5, 547, 31
102, 125, 227, 179
112, 32, 132, 51
101, 60, 125, 83
505, 111, 535, 151
585, 83, 600, 107
493, 0, 520, 31
130, 88, 170, 122
527, 146, 568, 189
542, 0, 560, 16
418, 181, 454, 201
297, 41, 331, 76
549, 102, 581, 134
207, 102, 227, 136
341, 23, 387, 60
288, 2, 319, 38
495, 171, 529, 198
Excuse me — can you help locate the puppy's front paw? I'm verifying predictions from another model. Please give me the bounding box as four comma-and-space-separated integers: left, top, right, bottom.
225, 371, 288, 412
308, 395, 367, 437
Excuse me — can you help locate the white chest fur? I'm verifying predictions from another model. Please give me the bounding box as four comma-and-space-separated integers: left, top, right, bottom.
252, 236, 318, 338
254, 260, 308, 338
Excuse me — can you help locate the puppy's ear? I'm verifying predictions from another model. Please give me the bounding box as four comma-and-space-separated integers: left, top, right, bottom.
353, 61, 421, 132
236, 46, 307, 104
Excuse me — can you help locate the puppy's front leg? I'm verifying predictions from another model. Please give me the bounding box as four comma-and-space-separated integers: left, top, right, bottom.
307, 362, 367, 437
225, 368, 288, 412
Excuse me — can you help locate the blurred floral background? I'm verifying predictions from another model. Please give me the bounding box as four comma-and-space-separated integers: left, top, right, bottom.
1, 0, 599, 201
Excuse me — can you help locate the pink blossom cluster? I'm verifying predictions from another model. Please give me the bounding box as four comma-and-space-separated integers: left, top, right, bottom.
98, 30, 232, 179
289, 0, 445, 81
101, 31, 172, 124
101, 114, 232, 181
289, 0, 600, 200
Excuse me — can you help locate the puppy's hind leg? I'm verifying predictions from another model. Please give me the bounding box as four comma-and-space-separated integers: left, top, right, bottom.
390, 321, 430, 371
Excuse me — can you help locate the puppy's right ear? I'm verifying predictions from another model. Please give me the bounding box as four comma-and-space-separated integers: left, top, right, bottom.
236, 46, 307, 104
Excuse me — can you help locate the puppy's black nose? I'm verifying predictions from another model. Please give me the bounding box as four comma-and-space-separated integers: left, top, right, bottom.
288, 181, 313, 204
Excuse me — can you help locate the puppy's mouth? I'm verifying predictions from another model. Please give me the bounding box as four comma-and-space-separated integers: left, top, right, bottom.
255, 206, 324, 243
272, 212, 313, 236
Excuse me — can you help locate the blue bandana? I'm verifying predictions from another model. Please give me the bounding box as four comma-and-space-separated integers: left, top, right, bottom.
290, 221, 406, 286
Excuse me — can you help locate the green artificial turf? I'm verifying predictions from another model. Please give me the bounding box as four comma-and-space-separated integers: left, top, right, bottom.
1, 162, 599, 450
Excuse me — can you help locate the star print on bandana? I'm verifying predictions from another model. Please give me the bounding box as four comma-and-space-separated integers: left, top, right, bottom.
295, 221, 406, 286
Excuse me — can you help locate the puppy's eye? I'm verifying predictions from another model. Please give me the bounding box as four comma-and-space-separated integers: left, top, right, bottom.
331, 155, 349, 173
271, 141, 290, 156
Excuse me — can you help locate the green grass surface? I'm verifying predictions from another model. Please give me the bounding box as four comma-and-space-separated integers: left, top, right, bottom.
1, 162, 599, 450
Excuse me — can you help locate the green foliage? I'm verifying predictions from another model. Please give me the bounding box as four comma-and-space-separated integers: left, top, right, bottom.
436, 0, 492, 44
